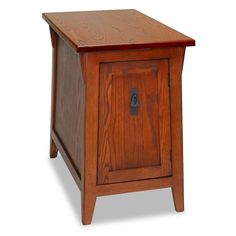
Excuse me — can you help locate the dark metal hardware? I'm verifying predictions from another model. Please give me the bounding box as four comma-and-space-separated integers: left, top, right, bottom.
130, 88, 139, 115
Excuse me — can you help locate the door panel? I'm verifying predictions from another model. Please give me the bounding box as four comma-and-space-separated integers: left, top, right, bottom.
98, 60, 171, 184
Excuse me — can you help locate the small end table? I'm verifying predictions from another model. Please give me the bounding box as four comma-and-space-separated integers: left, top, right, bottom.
43, 9, 195, 224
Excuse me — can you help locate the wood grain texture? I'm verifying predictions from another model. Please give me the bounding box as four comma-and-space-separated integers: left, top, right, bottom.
96, 177, 173, 196
98, 60, 172, 184
42, 9, 195, 52
90, 47, 185, 63
43, 10, 195, 224
80, 53, 99, 225
52, 130, 81, 190
49, 27, 58, 158
103, 63, 161, 169
169, 47, 186, 212
54, 37, 85, 176
44, 9, 195, 224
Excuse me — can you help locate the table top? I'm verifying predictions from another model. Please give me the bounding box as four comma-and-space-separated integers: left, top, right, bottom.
43, 9, 195, 52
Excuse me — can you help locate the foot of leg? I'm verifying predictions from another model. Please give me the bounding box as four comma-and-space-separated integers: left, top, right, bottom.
50, 139, 58, 158
171, 186, 184, 212
81, 193, 96, 225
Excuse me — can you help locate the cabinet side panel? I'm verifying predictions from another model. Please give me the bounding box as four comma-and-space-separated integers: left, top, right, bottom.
55, 38, 85, 175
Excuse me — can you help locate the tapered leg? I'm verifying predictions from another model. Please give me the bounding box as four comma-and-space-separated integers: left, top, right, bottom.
171, 184, 184, 212
49, 27, 58, 158
81, 192, 96, 225
80, 53, 99, 224
169, 48, 186, 213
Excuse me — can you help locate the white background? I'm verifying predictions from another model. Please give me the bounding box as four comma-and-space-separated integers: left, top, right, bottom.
0, 0, 235, 235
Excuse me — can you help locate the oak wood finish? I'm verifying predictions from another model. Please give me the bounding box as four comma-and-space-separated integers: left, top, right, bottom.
52, 130, 81, 190
43, 9, 195, 224
96, 176, 173, 196
80, 53, 99, 224
98, 60, 171, 184
49, 27, 58, 158
169, 48, 186, 212
43, 9, 195, 52
55, 37, 85, 176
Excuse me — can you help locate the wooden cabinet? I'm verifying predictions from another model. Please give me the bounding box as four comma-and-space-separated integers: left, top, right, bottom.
43, 9, 195, 224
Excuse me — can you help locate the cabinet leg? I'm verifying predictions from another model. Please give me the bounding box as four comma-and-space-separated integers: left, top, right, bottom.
81, 193, 96, 225
50, 138, 58, 158
171, 185, 184, 212
49, 28, 58, 159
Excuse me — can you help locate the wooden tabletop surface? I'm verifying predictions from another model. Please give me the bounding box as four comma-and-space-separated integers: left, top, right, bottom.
43, 9, 195, 52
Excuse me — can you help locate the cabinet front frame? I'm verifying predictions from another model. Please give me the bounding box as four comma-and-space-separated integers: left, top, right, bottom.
84, 47, 185, 197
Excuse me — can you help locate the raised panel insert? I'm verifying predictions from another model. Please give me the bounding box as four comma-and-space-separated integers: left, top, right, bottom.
98, 59, 172, 184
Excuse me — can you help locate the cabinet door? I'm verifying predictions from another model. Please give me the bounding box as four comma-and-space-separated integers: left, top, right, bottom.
98, 60, 171, 184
